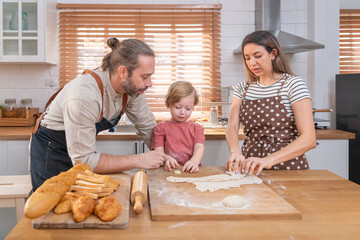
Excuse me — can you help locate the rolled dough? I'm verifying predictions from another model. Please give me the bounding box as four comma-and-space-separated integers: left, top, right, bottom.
223, 195, 245, 208
166, 171, 262, 192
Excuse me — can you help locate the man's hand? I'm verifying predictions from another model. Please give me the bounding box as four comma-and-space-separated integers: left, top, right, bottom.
139, 150, 166, 169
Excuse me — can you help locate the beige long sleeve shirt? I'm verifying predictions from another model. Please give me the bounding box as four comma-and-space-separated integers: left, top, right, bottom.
40, 69, 156, 170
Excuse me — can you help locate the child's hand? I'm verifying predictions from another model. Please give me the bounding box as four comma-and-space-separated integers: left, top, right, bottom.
164, 156, 180, 171
182, 159, 200, 173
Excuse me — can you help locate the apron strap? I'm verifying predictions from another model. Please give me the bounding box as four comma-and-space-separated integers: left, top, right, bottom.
121, 92, 128, 115
32, 69, 106, 134
276, 74, 290, 95
242, 84, 250, 100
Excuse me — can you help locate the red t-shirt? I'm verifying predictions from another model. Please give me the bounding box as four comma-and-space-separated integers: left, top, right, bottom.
151, 121, 205, 166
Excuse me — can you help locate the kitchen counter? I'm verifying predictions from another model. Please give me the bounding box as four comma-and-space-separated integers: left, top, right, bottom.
0, 126, 355, 140
5, 169, 360, 240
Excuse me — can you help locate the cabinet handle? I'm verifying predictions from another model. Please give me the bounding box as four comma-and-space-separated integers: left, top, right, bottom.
134, 142, 138, 154
142, 142, 145, 153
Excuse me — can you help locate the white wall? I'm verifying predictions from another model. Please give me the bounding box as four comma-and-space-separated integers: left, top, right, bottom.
0, 0, 342, 125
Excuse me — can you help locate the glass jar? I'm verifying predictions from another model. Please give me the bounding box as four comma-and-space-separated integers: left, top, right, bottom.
3, 99, 17, 118
17, 98, 33, 118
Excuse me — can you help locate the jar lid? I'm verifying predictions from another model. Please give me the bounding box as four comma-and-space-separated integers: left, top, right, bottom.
5, 98, 16, 104
21, 98, 32, 104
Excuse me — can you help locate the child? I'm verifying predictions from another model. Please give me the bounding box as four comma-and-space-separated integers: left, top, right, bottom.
151, 81, 205, 173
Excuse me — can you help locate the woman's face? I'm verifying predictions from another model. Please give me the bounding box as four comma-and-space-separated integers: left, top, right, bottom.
243, 43, 276, 79
169, 93, 195, 122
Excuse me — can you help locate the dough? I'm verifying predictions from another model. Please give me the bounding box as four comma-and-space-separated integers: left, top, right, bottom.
166, 171, 262, 192
174, 170, 182, 175
223, 195, 245, 208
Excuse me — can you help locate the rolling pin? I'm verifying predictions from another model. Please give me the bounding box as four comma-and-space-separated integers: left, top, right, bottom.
131, 169, 148, 214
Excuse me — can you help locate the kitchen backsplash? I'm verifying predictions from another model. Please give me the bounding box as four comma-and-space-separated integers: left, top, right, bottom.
0, 0, 309, 112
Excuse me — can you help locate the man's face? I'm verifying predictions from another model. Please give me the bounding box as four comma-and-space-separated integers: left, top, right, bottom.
122, 55, 155, 97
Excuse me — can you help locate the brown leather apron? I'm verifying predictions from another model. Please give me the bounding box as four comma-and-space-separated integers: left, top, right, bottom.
240, 77, 309, 170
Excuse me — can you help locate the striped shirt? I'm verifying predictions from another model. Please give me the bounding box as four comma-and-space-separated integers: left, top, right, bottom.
234, 73, 311, 116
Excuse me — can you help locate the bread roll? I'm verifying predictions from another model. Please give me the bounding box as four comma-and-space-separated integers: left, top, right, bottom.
95, 196, 122, 222
71, 196, 95, 222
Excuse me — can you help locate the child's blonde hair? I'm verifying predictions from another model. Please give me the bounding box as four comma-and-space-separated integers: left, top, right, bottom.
165, 81, 199, 108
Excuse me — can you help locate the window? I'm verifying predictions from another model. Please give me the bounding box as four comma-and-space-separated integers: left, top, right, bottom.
57, 4, 222, 121
339, 9, 360, 74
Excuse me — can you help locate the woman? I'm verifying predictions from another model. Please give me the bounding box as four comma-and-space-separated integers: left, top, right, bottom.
225, 31, 316, 176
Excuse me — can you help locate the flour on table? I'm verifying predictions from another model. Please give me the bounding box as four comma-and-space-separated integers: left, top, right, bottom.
166, 171, 262, 192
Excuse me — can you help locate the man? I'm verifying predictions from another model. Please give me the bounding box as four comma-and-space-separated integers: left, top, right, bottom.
30, 38, 166, 190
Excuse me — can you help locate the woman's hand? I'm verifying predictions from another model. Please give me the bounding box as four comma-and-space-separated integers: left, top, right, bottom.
182, 159, 200, 173
242, 157, 274, 175
226, 152, 246, 173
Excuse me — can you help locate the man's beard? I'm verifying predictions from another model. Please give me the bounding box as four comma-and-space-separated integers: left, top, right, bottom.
122, 75, 148, 97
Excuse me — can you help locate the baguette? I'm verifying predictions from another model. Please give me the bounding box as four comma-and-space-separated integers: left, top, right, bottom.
70, 185, 102, 193
24, 192, 62, 219
98, 192, 112, 197
24, 163, 92, 219
75, 191, 99, 199
77, 174, 104, 184
76, 180, 105, 188
84, 170, 111, 180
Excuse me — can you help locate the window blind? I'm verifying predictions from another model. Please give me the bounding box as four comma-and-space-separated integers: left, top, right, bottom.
340, 9, 360, 74
57, 4, 222, 121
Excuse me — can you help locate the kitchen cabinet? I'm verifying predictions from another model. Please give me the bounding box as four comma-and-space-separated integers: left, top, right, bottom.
0, 0, 57, 64
96, 140, 149, 155
0, 140, 29, 175
202, 139, 349, 179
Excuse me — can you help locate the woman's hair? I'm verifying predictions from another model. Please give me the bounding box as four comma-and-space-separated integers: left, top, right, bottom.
165, 81, 199, 108
101, 38, 155, 76
241, 31, 293, 83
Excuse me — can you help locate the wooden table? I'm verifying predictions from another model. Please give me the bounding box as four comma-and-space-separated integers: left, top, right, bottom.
5, 170, 360, 240
0, 175, 32, 222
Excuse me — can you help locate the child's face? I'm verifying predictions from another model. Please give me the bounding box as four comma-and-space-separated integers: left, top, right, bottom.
169, 93, 195, 122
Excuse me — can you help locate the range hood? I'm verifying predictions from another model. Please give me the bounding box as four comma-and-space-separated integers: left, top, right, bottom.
233, 0, 325, 54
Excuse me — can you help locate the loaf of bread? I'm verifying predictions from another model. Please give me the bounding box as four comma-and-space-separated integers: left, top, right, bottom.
24, 163, 92, 219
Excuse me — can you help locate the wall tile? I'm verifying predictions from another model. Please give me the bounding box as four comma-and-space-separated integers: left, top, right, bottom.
230, 12, 255, 25
296, 0, 307, 10
8, 76, 36, 89
282, 0, 296, 11
230, 0, 255, 11
282, 11, 307, 24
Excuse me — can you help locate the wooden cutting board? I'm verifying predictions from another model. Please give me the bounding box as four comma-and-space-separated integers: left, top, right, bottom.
148, 167, 301, 221
32, 174, 130, 229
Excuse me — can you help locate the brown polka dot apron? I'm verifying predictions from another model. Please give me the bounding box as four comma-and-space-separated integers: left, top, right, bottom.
240, 78, 309, 170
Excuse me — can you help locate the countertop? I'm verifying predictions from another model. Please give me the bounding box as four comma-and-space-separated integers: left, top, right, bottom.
5, 169, 360, 240
0, 126, 355, 140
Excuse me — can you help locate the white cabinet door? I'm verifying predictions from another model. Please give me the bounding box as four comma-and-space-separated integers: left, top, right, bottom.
0, 0, 57, 63
202, 140, 244, 166
96, 140, 139, 155
0, 140, 29, 175
306, 139, 348, 179
0, 141, 8, 175
7, 140, 29, 175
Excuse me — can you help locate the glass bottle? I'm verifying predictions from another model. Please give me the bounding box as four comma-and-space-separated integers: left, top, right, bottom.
9, 9, 18, 30
22, 11, 28, 30
3, 99, 17, 118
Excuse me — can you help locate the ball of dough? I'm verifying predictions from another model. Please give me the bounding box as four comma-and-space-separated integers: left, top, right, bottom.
174, 170, 182, 175
222, 195, 245, 208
